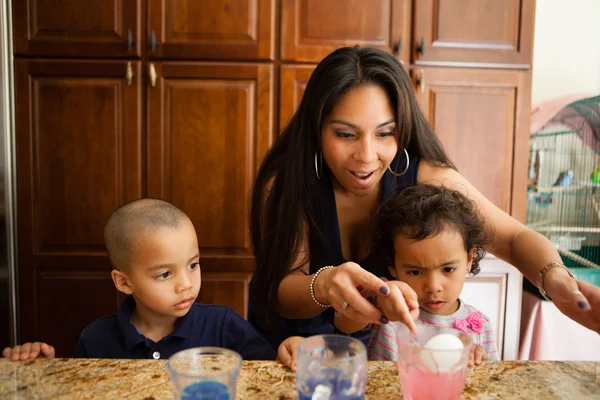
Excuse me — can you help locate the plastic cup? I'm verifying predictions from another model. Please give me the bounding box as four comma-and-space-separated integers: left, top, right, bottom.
167, 347, 242, 400
296, 334, 367, 400
396, 325, 473, 400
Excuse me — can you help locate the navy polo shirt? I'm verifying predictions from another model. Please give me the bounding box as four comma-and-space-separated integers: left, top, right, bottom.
74, 295, 276, 360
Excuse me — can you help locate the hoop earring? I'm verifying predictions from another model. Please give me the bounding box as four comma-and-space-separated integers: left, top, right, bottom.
314, 150, 322, 179
387, 149, 410, 177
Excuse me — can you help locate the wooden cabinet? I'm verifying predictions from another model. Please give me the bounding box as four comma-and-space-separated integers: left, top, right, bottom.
279, 64, 315, 130
281, 0, 411, 64
147, 62, 274, 315
14, 59, 142, 354
12, 2, 276, 354
413, 0, 535, 67
10, 1, 535, 357
147, 0, 275, 60
13, 0, 142, 58
199, 272, 253, 318
413, 67, 531, 220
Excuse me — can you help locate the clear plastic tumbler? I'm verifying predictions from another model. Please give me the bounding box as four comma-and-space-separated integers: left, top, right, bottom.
396, 325, 473, 400
296, 334, 367, 400
167, 347, 242, 400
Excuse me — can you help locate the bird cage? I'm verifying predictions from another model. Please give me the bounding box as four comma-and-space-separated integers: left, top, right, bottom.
526, 95, 600, 270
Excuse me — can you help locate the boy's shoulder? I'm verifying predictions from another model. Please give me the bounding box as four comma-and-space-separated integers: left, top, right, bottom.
191, 302, 231, 314
79, 314, 121, 341
190, 302, 231, 318
189, 303, 248, 327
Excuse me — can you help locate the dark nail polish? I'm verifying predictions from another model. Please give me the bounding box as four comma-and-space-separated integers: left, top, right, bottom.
380, 286, 389, 295
380, 316, 389, 324
577, 300, 589, 309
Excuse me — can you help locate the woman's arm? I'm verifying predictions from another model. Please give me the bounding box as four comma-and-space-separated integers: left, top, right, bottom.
277, 261, 391, 325
273, 220, 391, 324
417, 161, 560, 283
418, 161, 599, 333
259, 178, 391, 323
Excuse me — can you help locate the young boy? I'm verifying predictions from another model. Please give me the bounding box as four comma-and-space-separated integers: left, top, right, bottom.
278, 184, 498, 371
3, 199, 288, 361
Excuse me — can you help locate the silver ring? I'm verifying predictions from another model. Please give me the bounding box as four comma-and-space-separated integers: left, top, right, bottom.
342, 301, 349, 310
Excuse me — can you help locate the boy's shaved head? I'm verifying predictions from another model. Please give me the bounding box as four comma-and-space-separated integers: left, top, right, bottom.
104, 198, 190, 270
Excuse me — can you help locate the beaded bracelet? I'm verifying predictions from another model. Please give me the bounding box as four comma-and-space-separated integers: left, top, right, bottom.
310, 266, 334, 307
536, 262, 575, 301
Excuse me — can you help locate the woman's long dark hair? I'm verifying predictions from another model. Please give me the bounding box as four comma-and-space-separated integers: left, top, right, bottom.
250, 46, 456, 329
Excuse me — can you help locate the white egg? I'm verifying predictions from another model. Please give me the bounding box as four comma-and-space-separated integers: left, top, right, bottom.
420, 333, 464, 372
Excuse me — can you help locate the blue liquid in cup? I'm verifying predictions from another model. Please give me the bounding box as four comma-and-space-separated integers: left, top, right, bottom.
181, 380, 229, 400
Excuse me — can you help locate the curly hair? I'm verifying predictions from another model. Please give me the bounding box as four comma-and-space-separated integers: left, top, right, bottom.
373, 184, 494, 276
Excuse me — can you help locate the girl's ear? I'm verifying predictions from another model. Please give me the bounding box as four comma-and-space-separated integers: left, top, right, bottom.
388, 266, 398, 279
466, 248, 475, 273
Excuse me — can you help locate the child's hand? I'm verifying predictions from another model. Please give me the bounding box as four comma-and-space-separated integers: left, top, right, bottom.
2, 342, 55, 361
277, 336, 304, 371
468, 344, 488, 367
376, 280, 419, 334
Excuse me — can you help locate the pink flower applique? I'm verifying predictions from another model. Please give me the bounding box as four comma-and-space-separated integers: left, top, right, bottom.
453, 311, 484, 334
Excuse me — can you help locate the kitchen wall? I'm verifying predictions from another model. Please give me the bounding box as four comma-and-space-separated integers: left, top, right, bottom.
531, 0, 600, 105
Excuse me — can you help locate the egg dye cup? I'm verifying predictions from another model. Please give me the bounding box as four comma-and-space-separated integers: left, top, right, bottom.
396, 325, 473, 400
296, 334, 368, 400
167, 347, 242, 400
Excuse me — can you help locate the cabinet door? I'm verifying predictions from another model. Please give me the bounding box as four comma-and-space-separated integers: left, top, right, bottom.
413, 67, 531, 221
147, 0, 275, 60
413, 0, 535, 67
147, 62, 273, 317
279, 64, 316, 131
15, 59, 143, 356
281, 0, 411, 63
462, 256, 523, 360
12, 0, 141, 58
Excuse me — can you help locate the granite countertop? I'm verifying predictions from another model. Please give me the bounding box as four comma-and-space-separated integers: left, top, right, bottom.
0, 359, 598, 399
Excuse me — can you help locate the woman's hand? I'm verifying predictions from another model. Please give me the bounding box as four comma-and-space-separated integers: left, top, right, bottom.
375, 280, 420, 334
468, 345, 488, 367
544, 268, 599, 334
2, 342, 55, 361
315, 262, 391, 325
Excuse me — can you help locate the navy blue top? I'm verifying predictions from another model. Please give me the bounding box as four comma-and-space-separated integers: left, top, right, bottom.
249, 152, 421, 350
75, 295, 276, 360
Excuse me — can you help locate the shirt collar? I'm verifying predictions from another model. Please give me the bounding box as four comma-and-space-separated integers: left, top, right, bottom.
117, 295, 195, 348
169, 302, 195, 339
117, 295, 147, 350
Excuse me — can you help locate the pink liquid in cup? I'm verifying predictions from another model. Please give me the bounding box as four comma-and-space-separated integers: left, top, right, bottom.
396, 325, 472, 400
398, 364, 468, 400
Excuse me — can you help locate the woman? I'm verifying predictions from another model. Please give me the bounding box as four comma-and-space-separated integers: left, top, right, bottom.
249, 46, 599, 349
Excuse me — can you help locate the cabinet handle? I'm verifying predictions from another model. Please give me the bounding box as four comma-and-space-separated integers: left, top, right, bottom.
416, 69, 425, 94
127, 29, 135, 51
396, 37, 405, 65
149, 30, 157, 53
126, 62, 134, 86
149, 63, 157, 87
416, 37, 425, 56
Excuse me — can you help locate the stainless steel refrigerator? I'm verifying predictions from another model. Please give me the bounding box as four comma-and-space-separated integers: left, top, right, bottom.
0, 0, 18, 348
